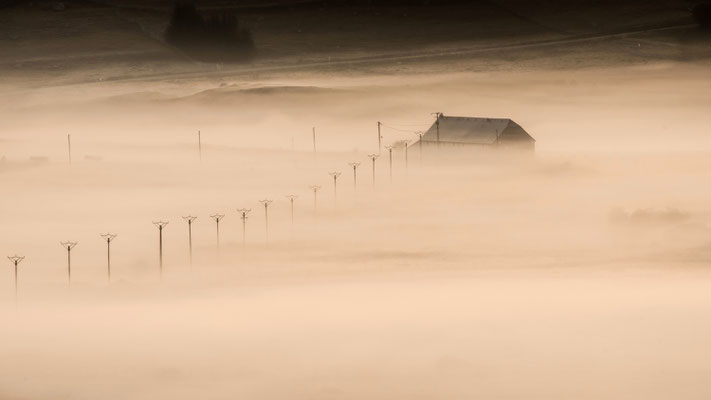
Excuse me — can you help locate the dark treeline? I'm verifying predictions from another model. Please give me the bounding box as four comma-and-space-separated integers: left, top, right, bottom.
165, 2, 255, 63
693, 3, 711, 28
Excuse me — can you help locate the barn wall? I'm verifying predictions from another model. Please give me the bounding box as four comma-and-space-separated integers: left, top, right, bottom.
417, 140, 535, 155
419, 137, 534, 152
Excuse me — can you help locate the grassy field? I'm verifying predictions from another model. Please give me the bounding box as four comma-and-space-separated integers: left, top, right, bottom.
3, 3, 711, 400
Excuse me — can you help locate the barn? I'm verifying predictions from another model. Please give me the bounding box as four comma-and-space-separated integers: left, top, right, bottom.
419, 115, 535, 151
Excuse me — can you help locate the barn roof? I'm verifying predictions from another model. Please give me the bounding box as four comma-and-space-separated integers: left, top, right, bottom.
421, 116, 532, 145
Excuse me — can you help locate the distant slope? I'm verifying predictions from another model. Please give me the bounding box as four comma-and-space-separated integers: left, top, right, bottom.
0, 0, 704, 86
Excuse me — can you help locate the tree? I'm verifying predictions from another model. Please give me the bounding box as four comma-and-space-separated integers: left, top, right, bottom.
692, 3, 711, 29
165, 2, 256, 62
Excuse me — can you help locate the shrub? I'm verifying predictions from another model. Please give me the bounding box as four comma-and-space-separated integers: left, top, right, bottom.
165, 2, 255, 62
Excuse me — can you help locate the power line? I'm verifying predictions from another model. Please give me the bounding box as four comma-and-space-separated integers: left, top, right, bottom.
379, 123, 424, 134
379, 121, 431, 127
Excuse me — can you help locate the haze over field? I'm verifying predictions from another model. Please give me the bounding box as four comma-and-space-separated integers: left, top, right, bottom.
2, 1, 711, 399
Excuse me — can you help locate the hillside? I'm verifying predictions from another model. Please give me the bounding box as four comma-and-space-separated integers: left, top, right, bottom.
0, 0, 708, 86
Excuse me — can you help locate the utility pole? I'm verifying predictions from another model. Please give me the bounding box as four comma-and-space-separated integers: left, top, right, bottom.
7, 255, 24, 305
329, 172, 341, 207
100, 233, 117, 282
60, 241, 78, 284
348, 162, 360, 191
182, 216, 197, 267
210, 214, 225, 251
377, 121, 382, 155
153, 221, 169, 279
67, 134, 72, 164
414, 131, 424, 163
367, 154, 379, 188
404, 140, 410, 174
198, 130, 202, 162
432, 112, 442, 148
259, 200, 273, 245
385, 145, 394, 183
309, 185, 321, 216
237, 209, 251, 247
436, 114, 440, 143
285, 195, 298, 225
312, 126, 316, 154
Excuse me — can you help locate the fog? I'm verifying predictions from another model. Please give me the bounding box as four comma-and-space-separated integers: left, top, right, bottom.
2, 60, 711, 399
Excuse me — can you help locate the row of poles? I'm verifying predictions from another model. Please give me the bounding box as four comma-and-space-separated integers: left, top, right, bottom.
7, 116, 441, 304
66, 116, 439, 166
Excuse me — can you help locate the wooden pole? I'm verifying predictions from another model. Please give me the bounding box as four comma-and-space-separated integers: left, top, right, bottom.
377, 121, 382, 155
312, 127, 316, 154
